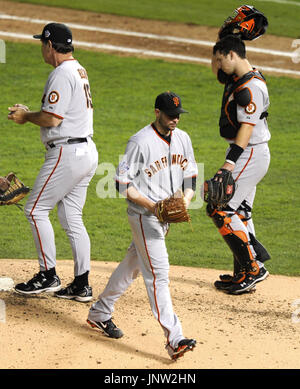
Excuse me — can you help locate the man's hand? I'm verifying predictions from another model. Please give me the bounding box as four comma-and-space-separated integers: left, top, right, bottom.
8, 106, 28, 124
220, 161, 235, 172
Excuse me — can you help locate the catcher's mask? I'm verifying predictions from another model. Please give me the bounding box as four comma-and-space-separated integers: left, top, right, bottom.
219, 5, 268, 41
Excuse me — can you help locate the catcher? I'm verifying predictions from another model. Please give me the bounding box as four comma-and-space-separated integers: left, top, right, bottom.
206, 6, 271, 295
87, 91, 198, 361
0, 173, 30, 207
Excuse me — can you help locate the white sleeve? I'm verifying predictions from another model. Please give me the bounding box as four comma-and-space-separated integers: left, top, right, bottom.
115, 140, 143, 186
183, 135, 198, 179
42, 72, 72, 119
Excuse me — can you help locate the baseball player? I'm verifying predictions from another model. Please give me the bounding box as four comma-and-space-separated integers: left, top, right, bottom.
87, 92, 197, 360
208, 34, 271, 295
8, 23, 98, 302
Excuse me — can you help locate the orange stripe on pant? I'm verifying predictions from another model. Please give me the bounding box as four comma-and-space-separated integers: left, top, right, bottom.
29, 147, 63, 271
139, 215, 171, 348
235, 147, 254, 182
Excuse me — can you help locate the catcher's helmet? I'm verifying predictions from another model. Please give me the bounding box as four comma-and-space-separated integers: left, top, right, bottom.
219, 5, 268, 41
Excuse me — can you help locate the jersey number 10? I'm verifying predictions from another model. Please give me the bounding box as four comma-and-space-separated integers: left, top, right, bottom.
84, 83, 93, 109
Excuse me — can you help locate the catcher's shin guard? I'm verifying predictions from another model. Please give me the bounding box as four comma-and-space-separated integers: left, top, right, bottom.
249, 233, 271, 262
236, 201, 271, 262
208, 207, 259, 275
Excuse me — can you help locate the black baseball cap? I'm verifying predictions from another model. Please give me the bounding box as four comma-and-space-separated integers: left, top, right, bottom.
155, 91, 188, 116
33, 23, 72, 45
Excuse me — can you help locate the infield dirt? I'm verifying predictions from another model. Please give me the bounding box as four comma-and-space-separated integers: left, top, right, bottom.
1, 258, 300, 369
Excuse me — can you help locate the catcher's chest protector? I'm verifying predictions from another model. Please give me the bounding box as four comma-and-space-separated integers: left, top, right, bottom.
219, 70, 266, 139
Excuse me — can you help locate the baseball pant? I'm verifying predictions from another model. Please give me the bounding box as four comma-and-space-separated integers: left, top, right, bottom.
88, 212, 184, 351
227, 142, 270, 257
24, 138, 98, 276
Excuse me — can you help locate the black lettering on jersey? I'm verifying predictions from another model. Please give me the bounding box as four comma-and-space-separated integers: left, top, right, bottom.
145, 154, 188, 178
41, 94, 46, 104
150, 164, 157, 175
155, 161, 162, 171
144, 168, 152, 178
181, 158, 188, 171
161, 156, 168, 168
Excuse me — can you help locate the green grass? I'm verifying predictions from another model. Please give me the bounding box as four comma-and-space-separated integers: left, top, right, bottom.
1, 41, 300, 276
8, 0, 300, 38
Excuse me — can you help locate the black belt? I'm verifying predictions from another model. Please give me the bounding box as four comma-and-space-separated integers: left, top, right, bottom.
48, 138, 87, 148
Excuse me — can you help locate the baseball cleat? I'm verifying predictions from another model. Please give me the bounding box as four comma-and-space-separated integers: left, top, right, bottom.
172, 339, 196, 360
87, 318, 124, 339
14, 272, 61, 295
219, 274, 234, 282
214, 279, 233, 291
55, 282, 93, 302
254, 267, 269, 283
226, 273, 258, 295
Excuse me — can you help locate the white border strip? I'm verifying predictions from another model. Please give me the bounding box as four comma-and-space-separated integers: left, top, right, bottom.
0, 31, 299, 76
256, 0, 300, 6
0, 13, 294, 58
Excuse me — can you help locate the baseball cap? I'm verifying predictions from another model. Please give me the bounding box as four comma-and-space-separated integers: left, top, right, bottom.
155, 91, 188, 116
33, 23, 72, 45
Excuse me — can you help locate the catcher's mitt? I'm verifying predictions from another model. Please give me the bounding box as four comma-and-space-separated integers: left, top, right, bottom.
203, 169, 235, 209
0, 173, 30, 206
155, 190, 190, 224
218, 5, 268, 41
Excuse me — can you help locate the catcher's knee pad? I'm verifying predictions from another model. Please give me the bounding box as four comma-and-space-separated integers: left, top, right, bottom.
210, 209, 259, 275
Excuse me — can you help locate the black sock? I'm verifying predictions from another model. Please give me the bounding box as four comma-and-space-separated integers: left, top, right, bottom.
43, 267, 56, 279
74, 271, 89, 288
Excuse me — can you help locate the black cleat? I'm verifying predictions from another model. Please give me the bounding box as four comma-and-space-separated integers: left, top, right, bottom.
255, 267, 269, 283
172, 339, 196, 360
55, 282, 93, 302
14, 272, 61, 295
87, 318, 124, 339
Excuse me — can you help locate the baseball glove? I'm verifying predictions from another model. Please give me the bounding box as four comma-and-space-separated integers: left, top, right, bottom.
203, 169, 235, 209
218, 5, 268, 41
155, 190, 190, 224
0, 173, 30, 206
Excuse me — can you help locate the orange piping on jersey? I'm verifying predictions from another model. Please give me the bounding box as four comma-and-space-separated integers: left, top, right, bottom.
240, 122, 255, 126
235, 147, 254, 182
29, 147, 63, 271
139, 214, 171, 346
42, 110, 64, 120
151, 123, 171, 146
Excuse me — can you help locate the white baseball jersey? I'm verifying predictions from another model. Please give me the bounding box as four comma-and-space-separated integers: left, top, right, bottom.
24, 57, 98, 277
40, 59, 93, 146
89, 121, 198, 355
115, 123, 198, 214
236, 77, 271, 145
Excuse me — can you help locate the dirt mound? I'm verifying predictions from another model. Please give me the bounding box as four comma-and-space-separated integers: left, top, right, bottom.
1, 258, 300, 369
